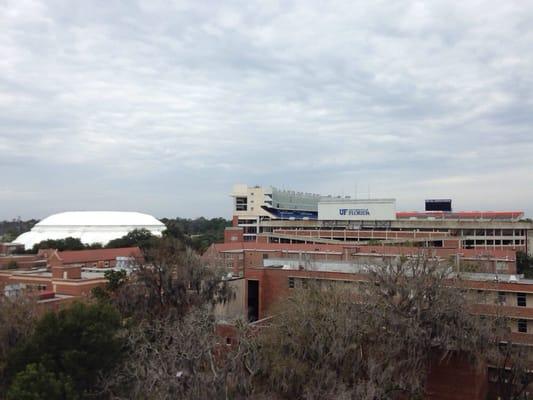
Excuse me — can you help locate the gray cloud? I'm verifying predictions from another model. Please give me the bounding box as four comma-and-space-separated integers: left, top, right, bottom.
1, 0, 532, 219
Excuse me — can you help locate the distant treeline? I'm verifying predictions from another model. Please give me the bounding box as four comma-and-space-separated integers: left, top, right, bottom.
0, 219, 39, 242
2, 217, 230, 254
160, 217, 230, 252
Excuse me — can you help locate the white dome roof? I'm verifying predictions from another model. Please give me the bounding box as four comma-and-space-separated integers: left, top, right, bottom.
13, 211, 166, 249
36, 211, 164, 227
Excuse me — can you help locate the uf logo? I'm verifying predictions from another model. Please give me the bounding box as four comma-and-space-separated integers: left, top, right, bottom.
339, 209, 348, 215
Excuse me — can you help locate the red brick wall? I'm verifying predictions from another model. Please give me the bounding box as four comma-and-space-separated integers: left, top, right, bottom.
244, 267, 367, 319
53, 280, 106, 297
426, 352, 487, 400
224, 228, 244, 243
3, 276, 52, 291
52, 265, 82, 279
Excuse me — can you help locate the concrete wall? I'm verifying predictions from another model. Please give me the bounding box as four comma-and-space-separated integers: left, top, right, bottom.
213, 278, 245, 322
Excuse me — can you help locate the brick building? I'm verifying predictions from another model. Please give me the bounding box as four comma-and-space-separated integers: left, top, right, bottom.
207, 186, 533, 399
0, 246, 143, 309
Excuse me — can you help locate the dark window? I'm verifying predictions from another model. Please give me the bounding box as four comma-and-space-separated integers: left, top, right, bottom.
517, 293, 527, 307
288, 277, 295, 289
236, 196, 248, 211
518, 319, 527, 333
247, 280, 259, 322
498, 291, 506, 304
226, 337, 232, 345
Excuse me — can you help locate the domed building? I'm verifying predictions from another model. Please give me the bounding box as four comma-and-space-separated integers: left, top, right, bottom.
14, 211, 166, 249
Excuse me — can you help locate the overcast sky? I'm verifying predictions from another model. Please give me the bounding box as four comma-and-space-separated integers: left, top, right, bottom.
1, 0, 532, 220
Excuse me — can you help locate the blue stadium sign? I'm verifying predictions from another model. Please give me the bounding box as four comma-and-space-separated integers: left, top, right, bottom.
339, 208, 370, 216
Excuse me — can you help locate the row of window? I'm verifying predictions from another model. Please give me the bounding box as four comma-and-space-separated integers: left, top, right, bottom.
289, 279, 531, 309
497, 291, 527, 307
464, 239, 524, 246
461, 229, 525, 236
288, 277, 358, 290
287, 278, 533, 333
518, 319, 528, 333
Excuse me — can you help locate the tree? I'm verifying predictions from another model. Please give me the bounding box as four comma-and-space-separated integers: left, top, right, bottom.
111, 237, 233, 320
0, 219, 38, 241
161, 217, 231, 253
104, 269, 127, 292
98, 238, 242, 399
31, 237, 85, 252
101, 309, 251, 400
105, 228, 155, 251
246, 257, 500, 399
91, 270, 128, 302
490, 341, 533, 400
0, 295, 38, 385
517, 251, 533, 278
7, 363, 78, 400
4, 302, 123, 398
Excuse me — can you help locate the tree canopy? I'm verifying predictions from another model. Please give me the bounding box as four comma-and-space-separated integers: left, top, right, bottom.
245, 259, 500, 399
3, 302, 123, 398
161, 217, 230, 252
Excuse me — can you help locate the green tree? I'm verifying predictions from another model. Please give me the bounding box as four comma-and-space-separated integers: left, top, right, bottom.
5, 302, 123, 398
7, 363, 78, 400
91, 270, 129, 302
517, 251, 533, 278
161, 217, 230, 253
104, 269, 128, 292
31, 237, 85, 252
0, 295, 38, 383
105, 229, 155, 251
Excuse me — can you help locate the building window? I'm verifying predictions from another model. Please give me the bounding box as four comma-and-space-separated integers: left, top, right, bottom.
518, 319, 528, 333
262, 254, 268, 259
288, 277, 295, 289
498, 291, 506, 304
236, 196, 248, 211
517, 293, 527, 307
496, 262, 508, 272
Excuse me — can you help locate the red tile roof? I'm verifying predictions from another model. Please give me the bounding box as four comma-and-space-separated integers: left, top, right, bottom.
57, 247, 143, 264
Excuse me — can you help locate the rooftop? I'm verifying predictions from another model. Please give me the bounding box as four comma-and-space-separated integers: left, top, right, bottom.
35, 211, 165, 227
56, 247, 143, 264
